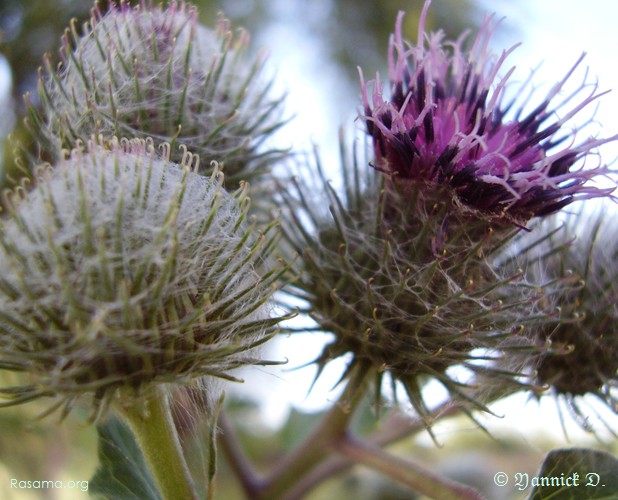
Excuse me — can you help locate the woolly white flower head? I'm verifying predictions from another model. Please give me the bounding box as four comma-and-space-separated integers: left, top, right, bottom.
0, 137, 290, 419
34, 0, 286, 185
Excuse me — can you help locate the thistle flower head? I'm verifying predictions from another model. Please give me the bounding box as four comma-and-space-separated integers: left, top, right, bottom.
360, 0, 616, 225
0, 137, 290, 419
280, 143, 556, 436
34, 0, 286, 185
528, 214, 618, 433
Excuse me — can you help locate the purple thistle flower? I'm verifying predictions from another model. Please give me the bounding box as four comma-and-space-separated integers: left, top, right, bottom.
360, 0, 616, 225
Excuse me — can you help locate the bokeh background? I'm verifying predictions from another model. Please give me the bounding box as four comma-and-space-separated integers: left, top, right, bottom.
1, 1, 617, 498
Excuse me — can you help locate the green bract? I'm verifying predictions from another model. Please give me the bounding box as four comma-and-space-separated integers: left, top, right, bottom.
528, 213, 618, 432
279, 143, 562, 437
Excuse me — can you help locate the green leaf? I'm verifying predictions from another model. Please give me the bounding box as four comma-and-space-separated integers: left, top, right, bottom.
89, 417, 161, 500
529, 448, 618, 500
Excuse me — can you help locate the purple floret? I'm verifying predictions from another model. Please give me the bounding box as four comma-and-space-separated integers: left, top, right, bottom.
360, 0, 616, 224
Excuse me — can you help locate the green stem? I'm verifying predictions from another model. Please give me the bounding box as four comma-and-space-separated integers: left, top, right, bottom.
116, 387, 198, 500
256, 363, 371, 499
218, 411, 264, 497
283, 401, 457, 499
283, 384, 520, 499
335, 434, 485, 500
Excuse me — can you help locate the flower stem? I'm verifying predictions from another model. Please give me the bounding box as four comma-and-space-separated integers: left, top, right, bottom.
335, 434, 485, 500
282, 401, 458, 499
218, 411, 264, 497
256, 363, 370, 499
116, 387, 198, 500
282, 385, 518, 499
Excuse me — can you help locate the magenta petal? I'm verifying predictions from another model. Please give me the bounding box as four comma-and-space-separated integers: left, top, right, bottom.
360, 0, 617, 223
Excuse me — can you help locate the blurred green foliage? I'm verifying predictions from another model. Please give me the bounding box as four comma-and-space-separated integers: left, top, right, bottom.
0, 376, 97, 500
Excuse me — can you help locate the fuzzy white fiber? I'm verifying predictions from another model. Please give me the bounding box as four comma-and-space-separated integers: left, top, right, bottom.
41, 2, 278, 173
0, 138, 280, 414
